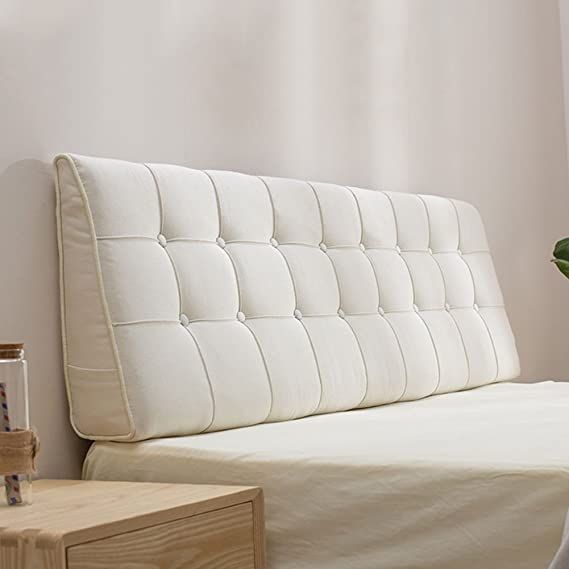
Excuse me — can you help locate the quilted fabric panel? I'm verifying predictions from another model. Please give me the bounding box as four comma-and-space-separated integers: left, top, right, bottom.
55, 154, 520, 441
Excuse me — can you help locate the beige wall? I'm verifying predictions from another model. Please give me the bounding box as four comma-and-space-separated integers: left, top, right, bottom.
559, 0, 569, 229
1, 0, 568, 478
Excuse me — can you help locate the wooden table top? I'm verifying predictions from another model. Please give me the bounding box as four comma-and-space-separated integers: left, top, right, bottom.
0, 479, 261, 547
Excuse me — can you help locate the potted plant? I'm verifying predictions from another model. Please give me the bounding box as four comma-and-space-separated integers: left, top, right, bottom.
552, 238, 569, 278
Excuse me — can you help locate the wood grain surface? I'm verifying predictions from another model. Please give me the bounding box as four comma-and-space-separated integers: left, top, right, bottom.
0, 480, 265, 569
68, 503, 255, 569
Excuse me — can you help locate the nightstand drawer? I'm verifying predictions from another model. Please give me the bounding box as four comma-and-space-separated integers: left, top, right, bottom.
67, 502, 256, 569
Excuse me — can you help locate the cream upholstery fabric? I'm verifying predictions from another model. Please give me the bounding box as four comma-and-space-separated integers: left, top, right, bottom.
84, 381, 569, 569
55, 154, 519, 441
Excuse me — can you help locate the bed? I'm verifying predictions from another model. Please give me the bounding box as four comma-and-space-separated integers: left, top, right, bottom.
55, 153, 569, 569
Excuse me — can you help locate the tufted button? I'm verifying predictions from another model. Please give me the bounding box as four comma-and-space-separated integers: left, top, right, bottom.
378, 307, 385, 316
473, 303, 479, 312
180, 313, 190, 326
157, 234, 167, 247
428, 248, 433, 254
337, 308, 345, 319
413, 304, 419, 313
270, 237, 279, 247
237, 311, 246, 322
359, 243, 366, 251
319, 243, 327, 252
216, 237, 226, 248
395, 245, 401, 253
445, 303, 451, 311
294, 309, 303, 319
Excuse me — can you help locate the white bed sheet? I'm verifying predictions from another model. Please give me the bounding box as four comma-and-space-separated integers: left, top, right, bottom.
84, 381, 569, 569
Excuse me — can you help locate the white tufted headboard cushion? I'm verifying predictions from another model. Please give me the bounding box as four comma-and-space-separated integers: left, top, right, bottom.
55, 154, 520, 441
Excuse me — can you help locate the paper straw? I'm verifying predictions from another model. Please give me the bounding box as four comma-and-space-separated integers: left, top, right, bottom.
0, 383, 22, 505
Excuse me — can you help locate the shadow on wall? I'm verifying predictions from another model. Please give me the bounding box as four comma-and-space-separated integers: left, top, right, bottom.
0, 159, 88, 478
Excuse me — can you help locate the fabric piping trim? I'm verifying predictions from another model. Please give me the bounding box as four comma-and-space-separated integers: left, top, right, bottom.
54, 154, 136, 441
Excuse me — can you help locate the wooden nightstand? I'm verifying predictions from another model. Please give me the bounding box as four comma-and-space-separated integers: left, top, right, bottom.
0, 479, 265, 569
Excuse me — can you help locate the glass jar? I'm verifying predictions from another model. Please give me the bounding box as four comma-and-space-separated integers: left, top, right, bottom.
0, 344, 32, 506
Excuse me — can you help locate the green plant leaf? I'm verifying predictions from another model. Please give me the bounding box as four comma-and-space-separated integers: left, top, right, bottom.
553, 237, 569, 262
552, 258, 569, 279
